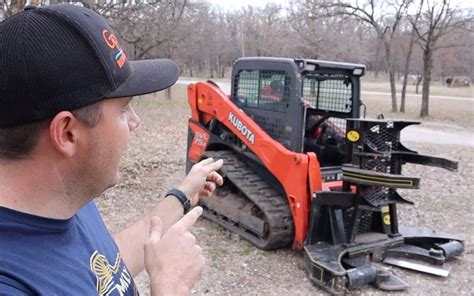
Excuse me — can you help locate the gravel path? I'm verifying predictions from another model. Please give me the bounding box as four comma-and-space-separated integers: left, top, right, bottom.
96, 93, 473, 296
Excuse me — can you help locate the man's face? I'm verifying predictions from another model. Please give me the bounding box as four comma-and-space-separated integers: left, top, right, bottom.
77, 97, 140, 196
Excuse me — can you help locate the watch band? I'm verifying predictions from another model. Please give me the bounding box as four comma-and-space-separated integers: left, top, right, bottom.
166, 188, 192, 214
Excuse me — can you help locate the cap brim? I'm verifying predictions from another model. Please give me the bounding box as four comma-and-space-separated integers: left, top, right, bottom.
106, 59, 179, 98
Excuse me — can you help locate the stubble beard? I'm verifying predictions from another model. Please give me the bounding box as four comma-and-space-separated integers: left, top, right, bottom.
71, 136, 120, 203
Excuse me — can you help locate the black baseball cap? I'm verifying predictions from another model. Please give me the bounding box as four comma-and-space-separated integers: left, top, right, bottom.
0, 4, 179, 128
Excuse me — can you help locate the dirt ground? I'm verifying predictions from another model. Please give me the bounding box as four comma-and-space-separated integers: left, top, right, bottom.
96, 85, 474, 295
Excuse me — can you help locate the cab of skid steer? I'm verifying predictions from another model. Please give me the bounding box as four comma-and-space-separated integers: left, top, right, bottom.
230, 57, 366, 167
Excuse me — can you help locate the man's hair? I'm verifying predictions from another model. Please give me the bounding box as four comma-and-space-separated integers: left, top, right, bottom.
0, 102, 102, 160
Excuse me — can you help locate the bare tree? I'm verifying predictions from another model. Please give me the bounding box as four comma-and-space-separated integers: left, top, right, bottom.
94, 0, 189, 61
287, 1, 329, 59
287, 1, 372, 63
171, 2, 241, 78
400, 3, 423, 112
0, 0, 27, 17
315, 0, 412, 113
399, 31, 416, 112
3, 0, 472, 93
257, 3, 288, 56
410, 0, 473, 117
372, 39, 384, 77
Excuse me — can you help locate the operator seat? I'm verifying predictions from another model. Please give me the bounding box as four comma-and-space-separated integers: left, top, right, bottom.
304, 112, 345, 167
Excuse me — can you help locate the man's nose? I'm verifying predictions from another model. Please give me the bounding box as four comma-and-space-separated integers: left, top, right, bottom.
128, 107, 141, 131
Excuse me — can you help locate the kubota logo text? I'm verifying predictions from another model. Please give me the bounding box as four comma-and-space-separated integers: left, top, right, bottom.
228, 112, 255, 144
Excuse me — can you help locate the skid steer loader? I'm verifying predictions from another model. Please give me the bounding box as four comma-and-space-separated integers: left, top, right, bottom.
185, 57, 464, 294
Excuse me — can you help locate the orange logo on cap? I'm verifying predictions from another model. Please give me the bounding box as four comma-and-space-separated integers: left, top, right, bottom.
102, 29, 127, 68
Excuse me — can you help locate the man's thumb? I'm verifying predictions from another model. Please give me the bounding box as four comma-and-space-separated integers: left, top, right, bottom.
149, 216, 162, 240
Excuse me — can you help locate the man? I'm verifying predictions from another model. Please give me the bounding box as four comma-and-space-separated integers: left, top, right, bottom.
0, 4, 223, 295
261, 80, 284, 102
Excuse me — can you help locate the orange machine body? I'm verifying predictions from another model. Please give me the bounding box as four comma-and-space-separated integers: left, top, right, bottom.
187, 82, 325, 249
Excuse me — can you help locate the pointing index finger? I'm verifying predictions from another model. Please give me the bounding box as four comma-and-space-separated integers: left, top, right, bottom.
176, 206, 203, 230
149, 216, 162, 240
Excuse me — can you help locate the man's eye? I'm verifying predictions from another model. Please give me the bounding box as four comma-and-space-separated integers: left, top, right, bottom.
122, 105, 131, 113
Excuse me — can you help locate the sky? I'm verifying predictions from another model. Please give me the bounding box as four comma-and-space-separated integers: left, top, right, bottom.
207, 0, 474, 11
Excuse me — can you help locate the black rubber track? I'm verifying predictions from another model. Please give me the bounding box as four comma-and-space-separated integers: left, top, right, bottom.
200, 150, 295, 250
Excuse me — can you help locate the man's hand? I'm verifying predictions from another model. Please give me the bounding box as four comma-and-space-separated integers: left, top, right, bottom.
178, 158, 224, 206
144, 207, 205, 295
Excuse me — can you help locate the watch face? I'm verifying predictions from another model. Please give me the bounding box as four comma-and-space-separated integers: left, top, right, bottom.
183, 199, 192, 214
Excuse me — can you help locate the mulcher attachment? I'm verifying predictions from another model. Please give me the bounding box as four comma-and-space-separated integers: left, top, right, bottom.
303, 119, 463, 294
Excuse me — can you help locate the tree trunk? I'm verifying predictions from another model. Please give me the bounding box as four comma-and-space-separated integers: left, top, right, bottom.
221, 65, 226, 78
400, 31, 417, 113
384, 41, 397, 112
374, 41, 381, 78
217, 55, 224, 78
388, 69, 397, 113
400, 74, 409, 113
209, 60, 214, 78
198, 62, 203, 75
415, 76, 422, 94
420, 49, 433, 117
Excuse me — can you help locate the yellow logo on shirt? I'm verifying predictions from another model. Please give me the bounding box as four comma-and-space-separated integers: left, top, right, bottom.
90, 251, 138, 296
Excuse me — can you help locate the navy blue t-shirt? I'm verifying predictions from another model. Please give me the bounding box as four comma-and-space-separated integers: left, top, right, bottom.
0, 201, 139, 295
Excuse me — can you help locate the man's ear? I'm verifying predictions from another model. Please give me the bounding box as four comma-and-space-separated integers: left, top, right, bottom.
49, 111, 81, 157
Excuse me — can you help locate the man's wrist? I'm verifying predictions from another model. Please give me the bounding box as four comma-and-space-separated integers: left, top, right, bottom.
165, 188, 192, 214
177, 186, 199, 207
150, 276, 189, 296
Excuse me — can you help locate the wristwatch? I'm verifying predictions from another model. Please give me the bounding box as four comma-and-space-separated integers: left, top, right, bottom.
166, 188, 192, 214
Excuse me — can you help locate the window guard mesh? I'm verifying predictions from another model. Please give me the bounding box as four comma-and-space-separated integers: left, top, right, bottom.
302, 74, 353, 114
